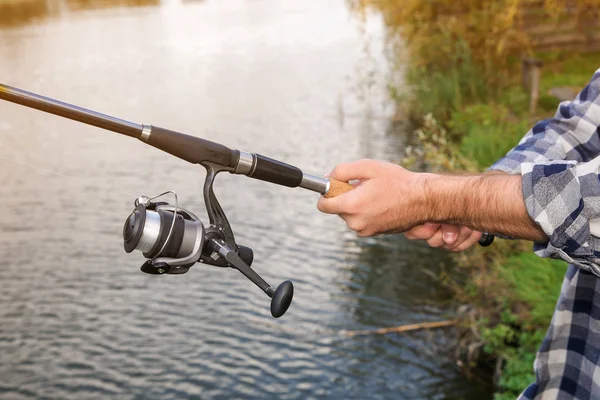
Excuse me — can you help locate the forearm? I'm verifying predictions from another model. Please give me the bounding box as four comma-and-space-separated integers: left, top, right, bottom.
423, 173, 547, 242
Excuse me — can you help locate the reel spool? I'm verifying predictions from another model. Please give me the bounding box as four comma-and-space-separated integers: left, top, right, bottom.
122, 191, 294, 318
123, 193, 204, 275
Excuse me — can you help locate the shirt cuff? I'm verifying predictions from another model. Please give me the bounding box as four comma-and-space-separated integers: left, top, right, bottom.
520, 160, 600, 275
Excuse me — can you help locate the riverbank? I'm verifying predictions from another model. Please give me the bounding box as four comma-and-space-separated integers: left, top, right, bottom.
406, 40, 600, 400
456, 53, 600, 399
349, 1, 600, 398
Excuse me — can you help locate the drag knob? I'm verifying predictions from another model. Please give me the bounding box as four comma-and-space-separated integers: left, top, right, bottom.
123, 205, 146, 253
270, 280, 294, 318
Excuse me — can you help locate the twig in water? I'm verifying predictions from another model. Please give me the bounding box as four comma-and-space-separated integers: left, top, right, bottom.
342, 320, 457, 337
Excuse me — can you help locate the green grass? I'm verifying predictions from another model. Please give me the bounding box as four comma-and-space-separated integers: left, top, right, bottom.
498, 253, 567, 328
449, 103, 529, 167
403, 39, 491, 126
534, 53, 600, 113
539, 53, 600, 90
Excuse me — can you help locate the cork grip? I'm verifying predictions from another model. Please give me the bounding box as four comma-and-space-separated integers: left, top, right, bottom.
324, 178, 355, 198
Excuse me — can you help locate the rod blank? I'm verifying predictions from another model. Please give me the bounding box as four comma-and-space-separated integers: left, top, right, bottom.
0, 84, 142, 138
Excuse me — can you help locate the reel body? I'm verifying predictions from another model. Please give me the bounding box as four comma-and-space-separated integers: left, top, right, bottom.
122, 163, 294, 318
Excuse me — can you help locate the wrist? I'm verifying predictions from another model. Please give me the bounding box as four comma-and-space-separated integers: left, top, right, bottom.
415, 172, 439, 223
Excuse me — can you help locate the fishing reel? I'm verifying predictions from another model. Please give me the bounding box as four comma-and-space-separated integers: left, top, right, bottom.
122, 163, 294, 318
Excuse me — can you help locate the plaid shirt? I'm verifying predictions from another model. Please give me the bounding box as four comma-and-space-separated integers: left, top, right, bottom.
490, 68, 600, 399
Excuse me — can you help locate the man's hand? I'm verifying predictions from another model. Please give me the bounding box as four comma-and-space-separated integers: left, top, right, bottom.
317, 158, 547, 244
317, 159, 429, 236
404, 223, 482, 252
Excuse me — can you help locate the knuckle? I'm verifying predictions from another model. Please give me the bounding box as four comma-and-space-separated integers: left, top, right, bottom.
426, 238, 443, 248
357, 230, 370, 237
460, 227, 473, 235
454, 241, 473, 252
346, 219, 359, 231
414, 232, 432, 240
329, 165, 342, 179
404, 226, 421, 239
357, 158, 375, 169
347, 219, 367, 232
422, 227, 439, 239
442, 225, 459, 235
331, 162, 351, 179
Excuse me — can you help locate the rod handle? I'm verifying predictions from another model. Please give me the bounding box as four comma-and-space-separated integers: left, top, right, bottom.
325, 178, 355, 198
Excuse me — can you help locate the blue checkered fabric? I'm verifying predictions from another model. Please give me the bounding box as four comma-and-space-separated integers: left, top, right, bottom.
490, 68, 600, 399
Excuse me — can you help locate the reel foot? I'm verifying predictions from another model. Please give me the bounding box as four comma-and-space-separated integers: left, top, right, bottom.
141, 261, 170, 275
270, 280, 294, 318
140, 261, 190, 275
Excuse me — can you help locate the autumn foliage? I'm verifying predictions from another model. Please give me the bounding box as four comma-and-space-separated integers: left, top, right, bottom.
349, 0, 600, 85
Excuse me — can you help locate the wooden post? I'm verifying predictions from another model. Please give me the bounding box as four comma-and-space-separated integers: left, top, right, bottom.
522, 57, 543, 114
529, 60, 542, 114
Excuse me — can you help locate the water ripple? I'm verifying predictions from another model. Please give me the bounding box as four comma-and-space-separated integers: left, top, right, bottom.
0, 0, 491, 399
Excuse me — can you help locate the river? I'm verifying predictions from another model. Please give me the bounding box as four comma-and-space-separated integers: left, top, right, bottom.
0, 0, 492, 398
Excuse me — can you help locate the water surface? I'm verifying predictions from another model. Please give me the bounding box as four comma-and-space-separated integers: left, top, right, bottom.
0, 1, 492, 398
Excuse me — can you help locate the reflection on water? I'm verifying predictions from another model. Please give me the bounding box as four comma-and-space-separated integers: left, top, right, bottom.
327, 234, 491, 399
0, 0, 51, 28
341, 236, 454, 325
65, 0, 158, 11
0, 0, 493, 398
0, 0, 159, 27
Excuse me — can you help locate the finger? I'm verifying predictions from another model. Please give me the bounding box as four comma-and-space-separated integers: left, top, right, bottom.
317, 195, 344, 215
426, 229, 445, 248
404, 222, 442, 240
329, 159, 379, 182
452, 231, 483, 252
441, 224, 460, 245
442, 226, 473, 250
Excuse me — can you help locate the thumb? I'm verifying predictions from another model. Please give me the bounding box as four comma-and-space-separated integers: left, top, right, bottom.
329, 159, 378, 182
441, 224, 459, 244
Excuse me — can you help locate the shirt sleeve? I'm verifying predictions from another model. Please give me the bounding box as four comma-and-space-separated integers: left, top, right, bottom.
521, 157, 600, 276
491, 68, 600, 174
489, 69, 600, 275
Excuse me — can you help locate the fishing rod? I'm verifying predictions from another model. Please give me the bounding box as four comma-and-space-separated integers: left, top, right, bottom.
0, 83, 494, 318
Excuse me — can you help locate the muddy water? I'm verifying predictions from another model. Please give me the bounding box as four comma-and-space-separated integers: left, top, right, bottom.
0, 0, 492, 398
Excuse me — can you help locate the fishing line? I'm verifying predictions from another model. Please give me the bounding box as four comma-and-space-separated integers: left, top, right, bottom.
0, 153, 134, 198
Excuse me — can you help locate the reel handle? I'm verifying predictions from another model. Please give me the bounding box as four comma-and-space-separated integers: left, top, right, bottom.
323, 178, 495, 247
270, 281, 294, 318
210, 238, 294, 318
